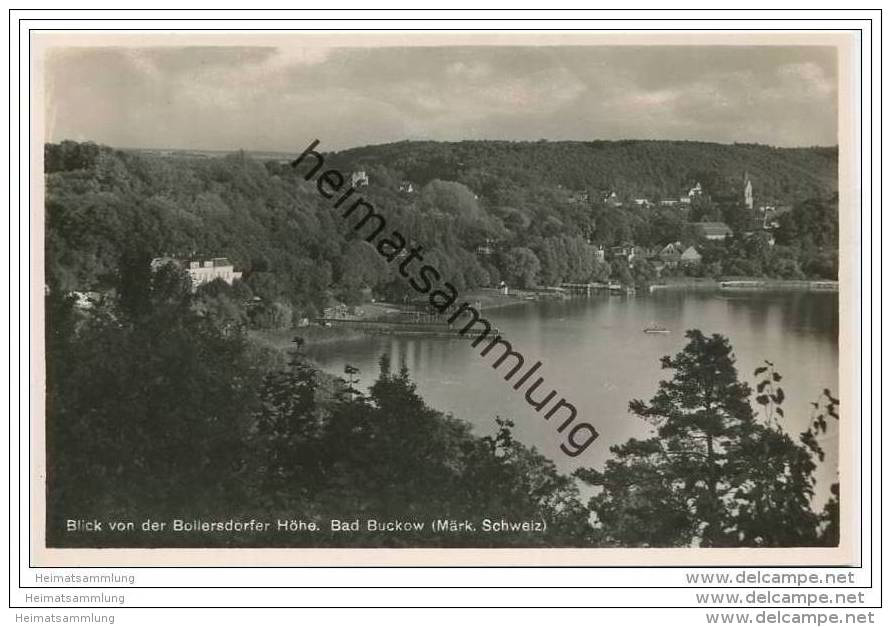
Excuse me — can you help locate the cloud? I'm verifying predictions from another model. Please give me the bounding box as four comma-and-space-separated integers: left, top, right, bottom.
44, 44, 838, 150
777, 61, 835, 97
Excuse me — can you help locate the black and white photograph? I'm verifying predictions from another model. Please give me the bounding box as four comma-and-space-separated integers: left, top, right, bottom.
36, 33, 851, 562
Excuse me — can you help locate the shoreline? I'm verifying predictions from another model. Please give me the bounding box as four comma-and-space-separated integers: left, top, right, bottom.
647, 278, 839, 292
463, 289, 534, 311
250, 279, 837, 351
248, 326, 371, 350
248, 289, 528, 350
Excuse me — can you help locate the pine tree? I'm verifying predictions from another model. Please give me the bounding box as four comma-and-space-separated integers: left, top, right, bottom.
581, 330, 834, 547
253, 336, 324, 504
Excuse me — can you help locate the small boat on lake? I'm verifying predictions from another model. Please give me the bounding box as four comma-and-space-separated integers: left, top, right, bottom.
643, 324, 670, 334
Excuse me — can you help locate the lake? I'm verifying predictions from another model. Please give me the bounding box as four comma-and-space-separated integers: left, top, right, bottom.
304, 290, 839, 507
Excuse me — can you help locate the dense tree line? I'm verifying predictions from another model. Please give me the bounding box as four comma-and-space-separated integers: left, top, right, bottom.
333, 139, 837, 203
46, 266, 591, 547
46, 140, 838, 333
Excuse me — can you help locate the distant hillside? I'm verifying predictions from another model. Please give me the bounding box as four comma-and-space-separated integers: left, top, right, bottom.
329, 140, 838, 205
44, 139, 838, 316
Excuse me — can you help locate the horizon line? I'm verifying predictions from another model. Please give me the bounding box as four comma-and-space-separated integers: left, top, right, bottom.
48, 137, 842, 155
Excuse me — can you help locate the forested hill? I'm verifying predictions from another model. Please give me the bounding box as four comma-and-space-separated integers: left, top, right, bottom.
329, 140, 838, 203
45, 139, 838, 323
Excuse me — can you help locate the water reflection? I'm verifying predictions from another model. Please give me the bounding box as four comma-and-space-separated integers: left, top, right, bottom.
304, 290, 839, 506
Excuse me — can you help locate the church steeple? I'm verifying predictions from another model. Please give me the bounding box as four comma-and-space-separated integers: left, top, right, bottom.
743, 171, 753, 212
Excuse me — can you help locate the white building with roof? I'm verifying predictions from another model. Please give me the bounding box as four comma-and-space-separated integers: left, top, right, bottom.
351, 170, 369, 187
152, 256, 242, 291
186, 258, 242, 289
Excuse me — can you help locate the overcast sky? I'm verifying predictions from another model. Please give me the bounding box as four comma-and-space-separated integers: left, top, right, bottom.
45, 45, 838, 151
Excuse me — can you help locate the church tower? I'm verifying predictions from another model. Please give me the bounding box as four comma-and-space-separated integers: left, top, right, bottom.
743, 171, 753, 212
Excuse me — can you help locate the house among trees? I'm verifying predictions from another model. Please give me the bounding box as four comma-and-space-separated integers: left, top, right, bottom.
350, 170, 369, 187
679, 181, 703, 205
566, 190, 590, 204
70, 290, 101, 310
680, 246, 702, 265
603, 191, 622, 207
399, 180, 414, 193
152, 257, 243, 291
759, 204, 793, 229
658, 242, 684, 267
608, 244, 639, 263
592, 244, 606, 263
186, 258, 243, 290
476, 238, 496, 256
694, 221, 733, 241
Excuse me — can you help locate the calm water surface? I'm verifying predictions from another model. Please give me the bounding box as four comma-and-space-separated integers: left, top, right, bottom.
305, 290, 839, 506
